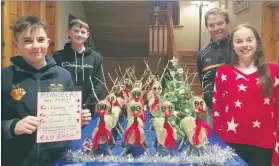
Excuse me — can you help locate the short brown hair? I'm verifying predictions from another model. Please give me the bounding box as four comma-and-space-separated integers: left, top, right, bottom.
69, 19, 89, 31
13, 16, 48, 40
204, 8, 230, 27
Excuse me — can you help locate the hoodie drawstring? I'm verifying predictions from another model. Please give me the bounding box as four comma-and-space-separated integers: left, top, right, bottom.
82, 53, 84, 82
75, 52, 77, 83
74, 51, 85, 83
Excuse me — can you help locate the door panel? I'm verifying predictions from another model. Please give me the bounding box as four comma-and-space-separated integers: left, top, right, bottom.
1, 1, 56, 68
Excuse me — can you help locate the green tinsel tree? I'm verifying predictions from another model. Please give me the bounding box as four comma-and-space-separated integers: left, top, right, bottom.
162, 62, 196, 122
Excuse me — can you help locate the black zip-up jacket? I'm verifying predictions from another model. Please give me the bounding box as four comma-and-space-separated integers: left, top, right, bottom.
196, 37, 231, 109
53, 43, 103, 113
1, 56, 73, 166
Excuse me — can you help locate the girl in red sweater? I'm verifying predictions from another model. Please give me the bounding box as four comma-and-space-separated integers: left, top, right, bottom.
212, 23, 279, 166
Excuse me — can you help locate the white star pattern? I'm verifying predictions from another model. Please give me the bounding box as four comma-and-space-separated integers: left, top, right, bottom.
222, 91, 228, 98
213, 97, 216, 103
252, 120, 261, 128
234, 100, 242, 108
222, 92, 226, 98
234, 71, 249, 81
169, 56, 178, 66
227, 117, 239, 133
225, 105, 229, 112
238, 84, 247, 92
214, 84, 216, 92
216, 72, 218, 78
255, 78, 259, 84
274, 77, 279, 87
221, 74, 227, 82
263, 98, 270, 105
275, 142, 279, 153
214, 111, 220, 117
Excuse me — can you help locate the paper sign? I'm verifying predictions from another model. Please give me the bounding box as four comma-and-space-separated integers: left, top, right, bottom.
36, 91, 82, 143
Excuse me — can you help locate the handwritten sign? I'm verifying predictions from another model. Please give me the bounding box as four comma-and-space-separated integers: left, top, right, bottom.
36, 91, 82, 143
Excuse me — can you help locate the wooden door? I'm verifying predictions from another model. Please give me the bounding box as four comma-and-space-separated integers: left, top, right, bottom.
1, 1, 22, 68
1, 1, 57, 68
262, 2, 279, 63
274, 9, 279, 63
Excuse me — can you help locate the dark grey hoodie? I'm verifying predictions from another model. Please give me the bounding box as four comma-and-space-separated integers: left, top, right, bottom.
1, 56, 73, 166
53, 42, 103, 112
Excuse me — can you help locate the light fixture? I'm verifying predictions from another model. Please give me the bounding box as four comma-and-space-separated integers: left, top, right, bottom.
191, 1, 210, 7
191, 1, 211, 51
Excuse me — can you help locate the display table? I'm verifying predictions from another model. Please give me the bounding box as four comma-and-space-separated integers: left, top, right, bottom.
53, 112, 248, 166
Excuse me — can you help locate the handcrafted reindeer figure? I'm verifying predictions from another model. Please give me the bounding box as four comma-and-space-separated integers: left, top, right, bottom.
89, 100, 115, 156
120, 101, 150, 157
190, 96, 207, 122
144, 59, 170, 116
105, 92, 125, 135
119, 84, 131, 103
190, 96, 206, 113
178, 116, 211, 155
129, 87, 146, 123
152, 101, 178, 156
148, 81, 162, 116
82, 75, 119, 156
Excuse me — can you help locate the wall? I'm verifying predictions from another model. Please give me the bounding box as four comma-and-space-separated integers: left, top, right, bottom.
227, 1, 262, 33
56, 1, 88, 50
174, 1, 217, 51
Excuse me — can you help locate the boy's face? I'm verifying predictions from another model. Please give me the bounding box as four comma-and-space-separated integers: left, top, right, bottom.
14, 27, 49, 64
67, 26, 89, 45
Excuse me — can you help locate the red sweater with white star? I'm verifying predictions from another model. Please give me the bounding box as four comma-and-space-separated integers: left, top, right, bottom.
212, 62, 279, 165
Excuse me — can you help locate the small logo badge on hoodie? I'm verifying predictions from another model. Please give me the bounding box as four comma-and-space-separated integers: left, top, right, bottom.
10, 88, 26, 101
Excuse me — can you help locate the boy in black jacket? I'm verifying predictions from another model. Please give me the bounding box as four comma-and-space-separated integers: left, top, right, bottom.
53, 19, 103, 115
1, 16, 92, 166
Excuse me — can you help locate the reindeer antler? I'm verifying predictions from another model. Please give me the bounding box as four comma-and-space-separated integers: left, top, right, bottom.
189, 72, 197, 86
159, 60, 170, 82
143, 57, 152, 74
140, 69, 149, 82
115, 69, 120, 80
89, 76, 100, 102
94, 64, 109, 93
156, 57, 162, 73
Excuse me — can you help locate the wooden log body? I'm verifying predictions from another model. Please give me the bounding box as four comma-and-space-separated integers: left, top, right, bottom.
125, 117, 145, 145
179, 116, 208, 148
91, 115, 117, 145
91, 100, 113, 145
152, 118, 178, 146
148, 97, 160, 116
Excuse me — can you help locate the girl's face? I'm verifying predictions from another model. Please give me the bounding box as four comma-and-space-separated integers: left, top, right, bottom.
233, 27, 257, 62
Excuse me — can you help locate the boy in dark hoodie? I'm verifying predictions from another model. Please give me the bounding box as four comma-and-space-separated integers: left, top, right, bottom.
1, 16, 92, 166
53, 19, 103, 115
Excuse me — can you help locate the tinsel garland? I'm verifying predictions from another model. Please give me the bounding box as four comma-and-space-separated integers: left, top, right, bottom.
63, 144, 237, 165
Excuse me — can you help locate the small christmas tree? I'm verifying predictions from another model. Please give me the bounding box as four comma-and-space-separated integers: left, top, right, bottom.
162, 57, 196, 121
